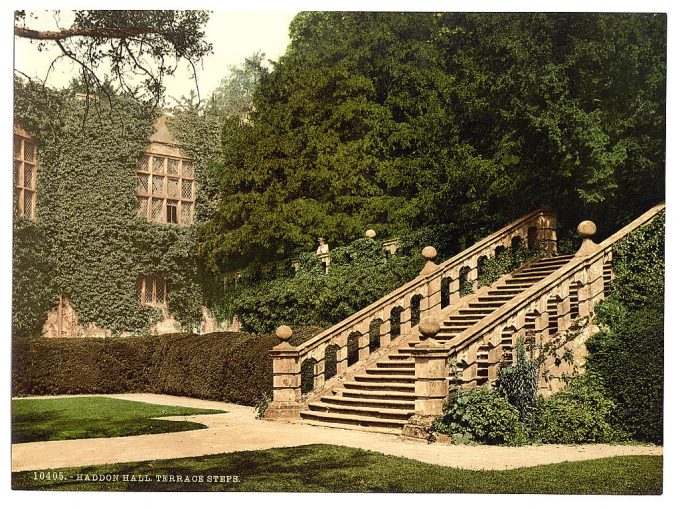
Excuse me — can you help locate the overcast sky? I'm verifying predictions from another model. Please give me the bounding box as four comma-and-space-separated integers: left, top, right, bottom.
14, 10, 298, 104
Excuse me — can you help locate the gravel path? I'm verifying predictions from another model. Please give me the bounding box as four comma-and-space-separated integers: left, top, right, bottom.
11, 393, 662, 472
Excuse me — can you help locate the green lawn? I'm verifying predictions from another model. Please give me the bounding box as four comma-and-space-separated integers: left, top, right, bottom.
12, 396, 225, 443
12, 444, 662, 494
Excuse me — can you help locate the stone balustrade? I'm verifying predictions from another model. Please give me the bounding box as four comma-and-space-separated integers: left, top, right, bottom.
445, 202, 665, 389
265, 208, 557, 419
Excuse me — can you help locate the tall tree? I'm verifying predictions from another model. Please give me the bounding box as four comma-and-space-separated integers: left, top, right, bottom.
14, 10, 213, 106
198, 12, 665, 272
207, 52, 268, 120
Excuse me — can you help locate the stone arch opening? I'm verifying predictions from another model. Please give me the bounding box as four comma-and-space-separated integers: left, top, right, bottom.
390, 306, 404, 340
511, 235, 524, 251
369, 318, 382, 352
410, 294, 424, 326
459, 266, 472, 296
347, 331, 362, 366
501, 326, 517, 366
440, 277, 453, 309
495, 245, 506, 258
324, 344, 340, 380
569, 281, 584, 319
528, 226, 539, 250
524, 309, 541, 336
477, 255, 488, 277
301, 357, 316, 395
547, 295, 562, 335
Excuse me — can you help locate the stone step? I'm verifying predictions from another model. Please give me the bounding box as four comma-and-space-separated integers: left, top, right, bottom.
343, 381, 415, 392
532, 254, 573, 263
353, 373, 416, 383
459, 308, 494, 315
307, 401, 414, 420
468, 302, 505, 309
494, 285, 531, 291
320, 395, 415, 410
299, 411, 406, 431
477, 296, 514, 303
517, 267, 557, 274
487, 288, 524, 295
503, 280, 536, 287
336, 388, 416, 401
508, 275, 546, 282
387, 354, 412, 361
443, 317, 479, 324
376, 360, 415, 369
365, 367, 415, 376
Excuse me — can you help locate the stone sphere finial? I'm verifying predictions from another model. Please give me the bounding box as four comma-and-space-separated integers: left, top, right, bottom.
418, 317, 441, 339
365, 229, 377, 239
421, 246, 437, 261
275, 325, 293, 343
577, 220, 597, 239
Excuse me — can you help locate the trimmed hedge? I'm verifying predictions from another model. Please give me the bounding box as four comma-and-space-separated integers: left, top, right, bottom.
12, 327, 322, 407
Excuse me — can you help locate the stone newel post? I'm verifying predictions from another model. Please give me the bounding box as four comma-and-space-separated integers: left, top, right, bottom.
419, 246, 440, 320
402, 317, 449, 440
574, 220, 605, 313
264, 325, 303, 420
575, 220, 598, 257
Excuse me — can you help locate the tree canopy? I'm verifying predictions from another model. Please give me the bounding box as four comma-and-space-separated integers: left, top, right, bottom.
14, 10, 212, 106
196, 12, 665, 272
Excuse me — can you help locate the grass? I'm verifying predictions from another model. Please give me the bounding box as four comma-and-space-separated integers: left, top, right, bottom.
12, 396, 225, 443
12, 444, 662, 494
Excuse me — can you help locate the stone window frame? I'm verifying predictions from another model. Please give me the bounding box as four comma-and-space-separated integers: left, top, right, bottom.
14, 132, 38, 219
135, 152, 195, 225
137, 275, 168, 309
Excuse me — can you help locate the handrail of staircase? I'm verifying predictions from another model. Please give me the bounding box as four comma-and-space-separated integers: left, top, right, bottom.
444, 202, 665, 372
293, 208, 555, 360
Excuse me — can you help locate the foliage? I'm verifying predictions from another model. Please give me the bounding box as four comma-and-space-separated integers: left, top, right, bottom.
225, 238, 422, 332
587, 212, 664, 443
11, 446, 662, 494
12, 218, 54, 336
531, 375, 617, 444
495, 337, 538, 421
197, 12, 665, 272
15, 10, 213, 107
208, 52, 268, 120
434, 387, 527, 445
13, 78, 211, 334
254, 392, 272, 420
12, 328, 322, 406
12, 397, 222, 443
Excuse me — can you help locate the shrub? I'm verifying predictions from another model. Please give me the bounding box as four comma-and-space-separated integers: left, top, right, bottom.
230, 237, 422, 332
495, 337, 538, 421
588, 211, 664, 444
12, 327, 322, 406
587, 304, 663, 443
531, 375, 617, 444
434, 387, 527, 445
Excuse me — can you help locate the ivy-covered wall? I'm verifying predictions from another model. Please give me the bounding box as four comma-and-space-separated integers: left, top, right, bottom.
12, 80, 210, 336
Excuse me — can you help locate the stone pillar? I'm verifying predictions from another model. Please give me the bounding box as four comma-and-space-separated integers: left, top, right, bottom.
402, 318, 449, 440
420, 246, 439, 319
313, 357, 326, 391
538, 209, 558, 254
264, 325, 303, 420
358, 331, 370, 361
574, 220, 604, 313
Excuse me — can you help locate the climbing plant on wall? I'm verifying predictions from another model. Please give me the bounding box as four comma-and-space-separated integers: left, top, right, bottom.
12, 78, 207, 336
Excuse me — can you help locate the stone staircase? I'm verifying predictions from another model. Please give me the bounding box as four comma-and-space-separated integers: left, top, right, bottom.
298, 254, 574, 432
